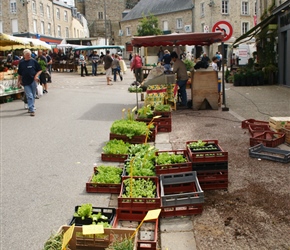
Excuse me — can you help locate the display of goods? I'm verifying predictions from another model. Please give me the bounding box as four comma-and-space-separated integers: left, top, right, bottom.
153, 104, 172, 117
250, 131, 285, 147
69, 204, 116, 226
248, 124, 271, 137
197, 170, 228, 190
241, 119, 268, 129
136, 116, 172, 133
155, 150, 192, 175
269, 117, 290, 131
160, 171, 204, 207
101, 139, 131, 162
123, 158, 156, 178
186, 140, 228, 163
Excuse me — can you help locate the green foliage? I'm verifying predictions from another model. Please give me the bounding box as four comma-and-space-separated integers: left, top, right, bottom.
38, 60, 47, 72
187, 141, 218, 151
75, 203, 93, 220
122, 178, 156, 198
43, 231, 63, 250
137, 105, 154, 118
137, 13, 162, 36
102, 139, 131, 155
156, 152, 187, 165
110, 119, 149, 138
154, 104, 171, 112
183, 59, 194, 71
128, 86, 143, 92
106, 235, 134, 250
91, 166, 123, 184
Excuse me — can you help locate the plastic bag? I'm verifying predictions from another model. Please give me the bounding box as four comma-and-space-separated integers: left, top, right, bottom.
37, 84, 43, 97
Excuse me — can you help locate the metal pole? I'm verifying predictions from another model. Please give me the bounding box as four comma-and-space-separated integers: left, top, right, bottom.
221, 41, 229, 111
104, 0, 107, 45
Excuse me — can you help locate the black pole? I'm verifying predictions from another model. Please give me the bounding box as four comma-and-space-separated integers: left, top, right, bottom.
221, 41, 229, 111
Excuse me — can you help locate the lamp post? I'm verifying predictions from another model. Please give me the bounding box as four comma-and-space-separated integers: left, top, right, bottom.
104, 0, 107, 45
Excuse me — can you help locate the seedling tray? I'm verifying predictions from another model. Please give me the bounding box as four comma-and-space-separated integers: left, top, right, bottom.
86, 167, 122, 194
69, 206, 116, 226
160, 171, 204, 207
250, 131, 285, 147
136, 116, 172, 132
249, 143, 290, 163
241, 119, 268, 129
101, 153, 128, 162
155, 150, 192, 175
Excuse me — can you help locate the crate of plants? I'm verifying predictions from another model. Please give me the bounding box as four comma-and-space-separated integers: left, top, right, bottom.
155, 150, 192, 175
113, 211, 159, 250
186, 140, 228, 163
196, 170, 228, 190
160, 171, 204, 207
123, 157, 156, 179
153, 104, 172, 118
86, 165, 123, 194
101, 139, 131, 162
161, 203, 203, 218
249, 131, 285, 147
241, 119, 268, 129
52, 225, 137, 250
69, 203, 116, 227
118, 177, 161, 210
248, 124, 272, 137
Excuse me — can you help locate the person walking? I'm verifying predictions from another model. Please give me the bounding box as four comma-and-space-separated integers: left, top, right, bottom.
112, 54, 123, 82
17, 49, 42, 117
170, 51, 188, 109
79, 51, 88, 77
91, 51, 100, 76
37, 50, 48, 94
131, 53, 142, 83
162, 50, 172, 71
103, 50, 113, 85
45, 51, 52, 83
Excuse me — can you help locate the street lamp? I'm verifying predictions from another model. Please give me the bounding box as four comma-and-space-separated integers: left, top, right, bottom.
104, 0, 107, 45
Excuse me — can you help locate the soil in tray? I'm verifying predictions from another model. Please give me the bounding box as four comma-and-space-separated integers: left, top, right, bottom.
188, 143, 221, 152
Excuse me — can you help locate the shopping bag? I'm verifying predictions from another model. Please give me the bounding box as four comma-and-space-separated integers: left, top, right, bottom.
37, 84, 43, 97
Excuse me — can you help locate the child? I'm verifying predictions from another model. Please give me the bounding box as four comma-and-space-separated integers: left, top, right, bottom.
211, 56, 219, 72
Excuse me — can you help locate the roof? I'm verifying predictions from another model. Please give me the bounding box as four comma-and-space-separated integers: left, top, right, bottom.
131, 32, 224, 47
121, 0, 193, 21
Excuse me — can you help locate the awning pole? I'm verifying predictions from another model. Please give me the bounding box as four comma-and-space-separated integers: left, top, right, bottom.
221, 41, 229, 111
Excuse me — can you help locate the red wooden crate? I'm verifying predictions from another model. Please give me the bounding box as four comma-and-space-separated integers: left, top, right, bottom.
161, 204, 203, 217
197, 170, 228, 190
136, 116, 172, 133
110, 133, 146, 144
153, 110, 172, 118
186, 140, 228, 163
241, 119, 268, 129
248, 124, 271, 137
86, 167, 122, 194
101, 153, 128, 162
118, 177, 161, 210
155, 150, 192, 175
250, 131, 285, 147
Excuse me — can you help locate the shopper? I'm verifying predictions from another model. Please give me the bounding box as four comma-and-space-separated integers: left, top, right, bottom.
17, 49, 42, 117
79, 51, 88, 77
112, 54, 123, 82
211, 56, 219, 72
45, 51, 52, 83
170, 51, 188, 109
162, 50, 172, 71
37, 50, 48, 94
131, 53, 142, 83
103, 50, 113, 85
91, 51, 100, 76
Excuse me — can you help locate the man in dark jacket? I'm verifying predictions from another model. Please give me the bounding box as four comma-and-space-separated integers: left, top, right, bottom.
103, 50, 113, 85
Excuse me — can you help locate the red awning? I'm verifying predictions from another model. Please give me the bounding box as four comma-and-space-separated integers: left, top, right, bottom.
131, 32, 224, 47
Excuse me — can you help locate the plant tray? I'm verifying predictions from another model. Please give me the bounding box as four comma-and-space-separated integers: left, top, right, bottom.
110, 133, 146, 144
249, 143, 290, 163
155, 150, 192, 175
160, 171, 204, 207
186, 140, 228, 163
241, 119, 268, 129
57, 225, 137, 250
250, 131, 285, 147
136, 116, 172, 133
147, 124, 158, 143
192, 161, 228, 171
86, 167, 122, 194
121, 165, 156, 180
113, 211, 159, 250
153, 110, 172, 118
197, 170, 228, 190
281, 127, 290, 144
118, 177, 161, 210
248, 124, 272, 137
69, 206, 116, 226
101, 153, 128, 162
161, 204, 203, 217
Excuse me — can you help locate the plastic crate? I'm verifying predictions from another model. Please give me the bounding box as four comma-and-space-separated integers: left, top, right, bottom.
241, 119, 268, 129
197, 170, 228, 190
161, 204, 203, 217
192, 161, 228, 171
86, 167, 122, 194
248, 124, 272, 137
153, 110, 172, 118
186, 140, 228, 163
281, 127, 290, 145
110, 133, 146, 144
118, 177, 161, 210
57, 225, 137, 250
147, 124, 158, 143
69, 206, 116, 226
101, 153, 128, 162
160, 171, 204, 207
250, 131, 285, 147
136, 116, 172, 133
155, 150, 192, 175
249, 144, 290, 163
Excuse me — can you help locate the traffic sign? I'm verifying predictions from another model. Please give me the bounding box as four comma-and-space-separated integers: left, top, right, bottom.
212, 20, 233, 42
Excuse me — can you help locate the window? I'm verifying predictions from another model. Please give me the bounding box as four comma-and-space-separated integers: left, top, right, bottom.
47, 6, 51, 18
65, 27, 69, 38
10, 0, 17, 13
40, 3, 43, 15
41, 21, 45, 34
57, 25, 61, 37
98, 12, 103, 19
56, 8, 60, 19
74, 27, 76, 37
64, 10, 68, 21
12, 19, 18, 33
201, 23, 205, 33
200, 2, 205, 17
0, 2, 2, 16
254, 1, 257, 15
221, 0, 229, 14
176, 18, 183, 29
126, 27, 131, 36
163, 21, 168, 31
241, 2, 249, 15
33, 19, 37, 33
48, 23, 51, 35
242, 22, 249, 34
32, 0, 36, 14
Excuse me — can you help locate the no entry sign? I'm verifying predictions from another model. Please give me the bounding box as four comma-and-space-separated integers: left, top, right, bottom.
212, 20, 233, 42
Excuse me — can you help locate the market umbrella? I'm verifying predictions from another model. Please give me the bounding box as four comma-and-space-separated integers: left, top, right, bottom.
0, 33, 29, 50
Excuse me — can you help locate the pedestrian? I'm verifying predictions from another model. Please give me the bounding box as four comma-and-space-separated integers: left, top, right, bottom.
211, 56, 219, 72
218, 51, 223, 71
103, 50, 113, 85
157, 47, 164, 63
79, 51, 88, 77
45, 51, 52, 83
112, 54, 123, 82
130, 53, 142, 83
129, 52, 132, 61
17, 49, 42, 117
91, 50, 100, 76
162, 50, 172, 71
37, 50, 48, 94
170, 51, 188, 109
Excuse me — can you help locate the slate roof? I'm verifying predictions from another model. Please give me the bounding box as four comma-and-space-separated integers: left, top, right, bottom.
121, 0, 194, 21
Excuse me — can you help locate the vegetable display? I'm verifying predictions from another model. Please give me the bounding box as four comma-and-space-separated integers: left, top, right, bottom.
43, 231, 63, 250
154, 104, 171, 112
187, 140, 219, 151
137, 105, 154, 119
91, 166, 123, 184
122, 178, 156, 198
128, 86, 143, 93
156, 152, 187, 165
102, 139, 131, 155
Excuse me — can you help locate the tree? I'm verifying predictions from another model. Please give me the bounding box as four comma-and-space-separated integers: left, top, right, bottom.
137, 13, 162, 36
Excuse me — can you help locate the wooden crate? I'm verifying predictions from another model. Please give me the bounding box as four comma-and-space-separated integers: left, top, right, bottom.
269, 117, 290, 131
281, 127, 290, 144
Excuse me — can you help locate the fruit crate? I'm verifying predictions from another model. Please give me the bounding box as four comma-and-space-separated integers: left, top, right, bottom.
57, 225, 137, 250
69, 206, 116, 226
186, 140, 228, 163
241, 119, 268, 129
160, 171, 204, 207
155, 150, 192, 175
136, 116, 172, 132
118, 177, 161, 210
248, 124, 272, 137
113, 211, 159, 250
250, 131, 285, 147
197, 170, 228, 190
249, 144, 290, 163
281, 127, 290, 145
86, 167, 122, 194
161, 203, 203, 217
101, 153, 128, 162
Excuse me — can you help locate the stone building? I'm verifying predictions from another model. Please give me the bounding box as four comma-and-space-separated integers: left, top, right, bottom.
0, 0, 88, 44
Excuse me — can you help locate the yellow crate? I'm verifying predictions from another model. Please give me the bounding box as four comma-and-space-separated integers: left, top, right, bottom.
269, 117, 290, 130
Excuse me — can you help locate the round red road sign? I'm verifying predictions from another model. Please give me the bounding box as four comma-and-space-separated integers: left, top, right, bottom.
212, 20, 233, 42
